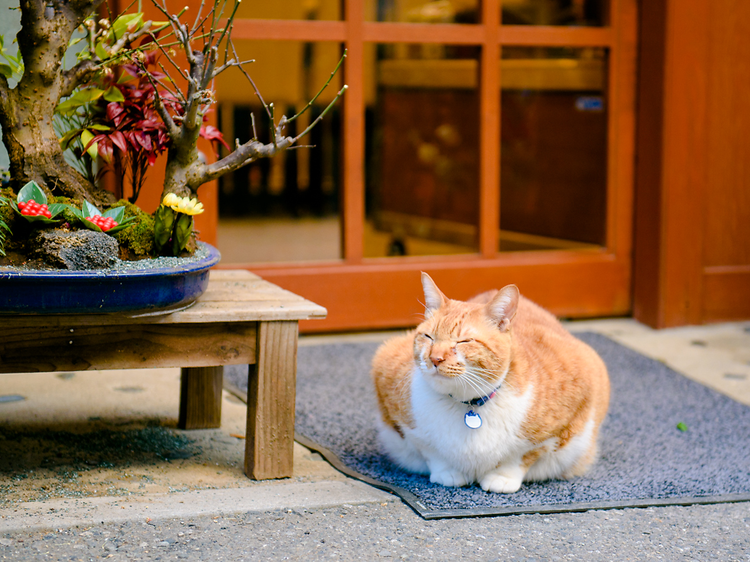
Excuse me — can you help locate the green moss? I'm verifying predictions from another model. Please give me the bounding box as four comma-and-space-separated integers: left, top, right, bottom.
0, 192, 13, 256
0, 188, 15, 227
110, 200, 156, 258
49, 195, 83, 225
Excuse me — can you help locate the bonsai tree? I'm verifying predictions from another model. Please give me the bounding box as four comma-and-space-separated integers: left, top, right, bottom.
0, 0, 345, 254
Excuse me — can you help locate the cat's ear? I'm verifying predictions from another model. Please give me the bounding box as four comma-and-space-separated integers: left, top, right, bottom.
487, 284, 519, 331
421, 272, 447, 318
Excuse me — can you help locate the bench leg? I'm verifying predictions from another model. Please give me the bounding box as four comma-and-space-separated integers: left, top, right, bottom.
245, 320, 298, 479
178, 366, 223, 429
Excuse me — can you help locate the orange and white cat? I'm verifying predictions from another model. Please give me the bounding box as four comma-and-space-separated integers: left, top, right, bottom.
371, 273, 610, 493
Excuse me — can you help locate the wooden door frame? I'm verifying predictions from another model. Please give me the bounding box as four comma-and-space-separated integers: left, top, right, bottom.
633, 0, 750, 327
212, 0, 638, 333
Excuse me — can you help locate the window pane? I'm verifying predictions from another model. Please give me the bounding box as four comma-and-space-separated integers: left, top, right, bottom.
500, 46, 608, 251
366, 44, 481, 258
367, 0, 481, 23
236, 0, 342, 20
215, 41, 344, 263
502, 0, 606, 26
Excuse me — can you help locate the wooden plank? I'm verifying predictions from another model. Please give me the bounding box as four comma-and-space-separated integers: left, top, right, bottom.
703, 0, 750, 269
1, 272, 327, 327
0, 322, 258, 373
179, 366, 224, 430
632, 0, 667, 328
499, 25, 614, 47
245, 321, 298, 479
362, 22, 486, 44
230, 19, 346, 41
227, 17, 612, 47
701, 267, 750, 323
208, 270, 260, 281
634, 0, 709, 327
343, 0, 365, 263
250, 252, 630, 332
480, 0, 500, 258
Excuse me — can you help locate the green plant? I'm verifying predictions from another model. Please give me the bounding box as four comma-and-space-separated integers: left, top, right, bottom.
0, 35, 23, 83
0, 0, 345, 267
0, 196, 11, 257
8, 180, 135, 237
8, 181, 67, 225
154, 193, 204, 255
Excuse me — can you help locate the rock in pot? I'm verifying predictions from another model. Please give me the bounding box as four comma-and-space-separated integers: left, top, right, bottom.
31, 229, 119, 270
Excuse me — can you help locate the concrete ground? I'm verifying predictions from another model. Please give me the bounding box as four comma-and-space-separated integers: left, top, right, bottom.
1, 318, 749, 560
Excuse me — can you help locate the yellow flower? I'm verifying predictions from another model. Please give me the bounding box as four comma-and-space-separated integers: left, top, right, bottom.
163, 193, 204, 216
178, 198, 205, 216
162, 193, 180, 207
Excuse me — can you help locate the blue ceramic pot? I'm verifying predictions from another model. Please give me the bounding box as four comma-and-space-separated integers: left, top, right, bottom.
0, 242, 221, 315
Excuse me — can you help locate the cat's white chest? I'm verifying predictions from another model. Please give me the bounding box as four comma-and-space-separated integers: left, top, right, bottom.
407, 369, 534, 479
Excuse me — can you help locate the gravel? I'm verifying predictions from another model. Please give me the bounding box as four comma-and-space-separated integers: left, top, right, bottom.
0, 242, 211, 273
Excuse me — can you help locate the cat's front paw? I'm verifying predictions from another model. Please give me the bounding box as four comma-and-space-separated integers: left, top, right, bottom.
429, 469, 469, 488
479, 473, 523, 494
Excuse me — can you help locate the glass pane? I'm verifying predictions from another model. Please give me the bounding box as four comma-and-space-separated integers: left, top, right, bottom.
236, 0, 342, 20
500, 46, 608, 251
215, 41, 344, 263
502, 0, 606, 26
366, 44, 481, 258
367, 0, 481, 23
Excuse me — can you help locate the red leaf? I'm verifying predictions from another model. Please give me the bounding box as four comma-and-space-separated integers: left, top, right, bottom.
110, 130, 128, 152
107, 102, 126, 127
98, 138, 114, 163
135, 131, 153, 151
200, 125, 230, 150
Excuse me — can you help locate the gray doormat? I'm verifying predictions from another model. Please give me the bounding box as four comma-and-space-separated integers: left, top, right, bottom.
225, 333, 750, 519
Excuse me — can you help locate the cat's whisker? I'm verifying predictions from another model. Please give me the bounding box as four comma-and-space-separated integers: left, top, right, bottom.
459, 371, 489, 399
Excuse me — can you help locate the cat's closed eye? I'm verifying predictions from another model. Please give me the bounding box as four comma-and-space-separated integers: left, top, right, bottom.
457, 339, 474, 344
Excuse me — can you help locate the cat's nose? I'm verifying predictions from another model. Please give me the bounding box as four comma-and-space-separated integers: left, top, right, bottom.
430, 354, 444, 367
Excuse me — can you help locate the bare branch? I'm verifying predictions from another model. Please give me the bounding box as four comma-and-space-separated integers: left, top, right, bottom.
107, 20, 153, 57
148, 31, 191, 86
191, 0, 207, 34
152, 0, 198, 68
288, 49, 347, 124
61, 59, 98, 98
0, 72, 10, 115
201, 45, 219, 90
211, 57, 255, 80
197, 135, 296, 187
136, 60, 180, 139
229, 37, 272, 120
293, 84, 348, 142
156, 61, 188, 105
212, 0, 240, 56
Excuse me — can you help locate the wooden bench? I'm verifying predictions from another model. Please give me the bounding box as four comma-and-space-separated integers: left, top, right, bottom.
0, 270, 327, 479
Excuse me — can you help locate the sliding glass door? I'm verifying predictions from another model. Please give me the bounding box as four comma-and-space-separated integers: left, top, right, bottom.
212, 0, 637, 332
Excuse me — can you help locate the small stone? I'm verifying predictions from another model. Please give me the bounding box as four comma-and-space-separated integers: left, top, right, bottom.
104, 543, 117, 552
31, 229, 119, 270
0, 538, 12, 546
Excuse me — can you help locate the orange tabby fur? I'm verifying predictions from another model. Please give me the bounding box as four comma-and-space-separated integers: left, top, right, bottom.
371, 273, 610, 493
